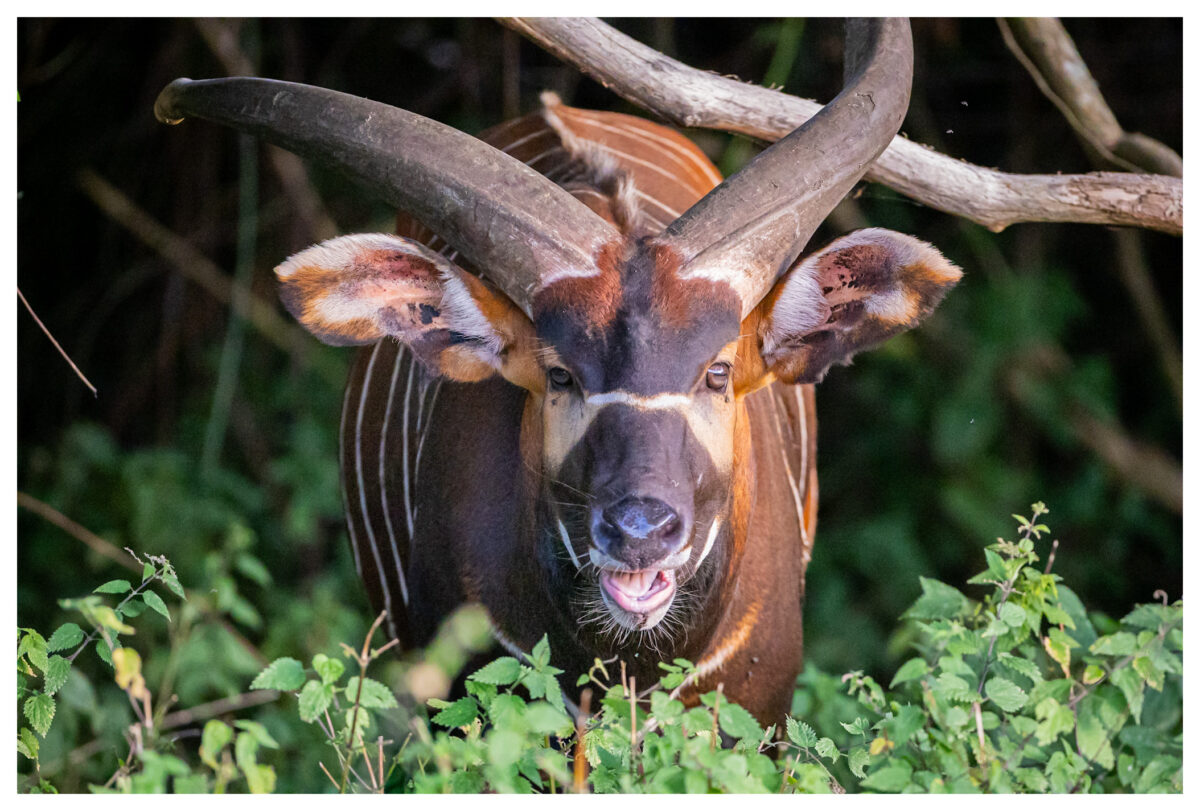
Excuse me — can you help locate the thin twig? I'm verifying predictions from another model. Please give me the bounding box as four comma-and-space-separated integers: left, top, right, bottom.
159, 690, 281, 730
17, 287, 97, 396
17, 491, 132, 569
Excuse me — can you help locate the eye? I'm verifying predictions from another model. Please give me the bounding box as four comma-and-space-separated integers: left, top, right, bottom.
705, 362, 730, 393
548, 367, 574, 390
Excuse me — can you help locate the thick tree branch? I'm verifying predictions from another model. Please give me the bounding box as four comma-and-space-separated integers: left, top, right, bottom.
500, 17, 1181, 236
998, 18, 1182, 178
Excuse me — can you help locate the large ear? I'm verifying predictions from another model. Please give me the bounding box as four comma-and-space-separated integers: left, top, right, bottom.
275, 233, 536, 384
757, 228, 962, 385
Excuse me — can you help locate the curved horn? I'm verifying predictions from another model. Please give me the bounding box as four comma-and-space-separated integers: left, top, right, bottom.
154, 77, 621, 316
659, 18, 914, 317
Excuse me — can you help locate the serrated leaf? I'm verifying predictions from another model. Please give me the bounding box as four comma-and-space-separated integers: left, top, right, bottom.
95, 637, 113, 668
530, 634, 551, 670
42, 656, 71, 695
998, 602, 1027, 628
861, 760, 913, 793
814, 737, 840, 763
19, 630, 49, 673
1090, 632, 1137, 657
142, 562, 156, 582
996, 652, 1043, 685
524, 701, 573, 735
93, 579, 131, 595
985, 676, 1027, 713
1034, 697, 1074, 746
45, 622, 85, 653
345, 676, 398, 709
469, 656, 523, 686
848, 747, 870, 779
250, 657, 306, 692
1132, 656, 1164, 690
718, 701, 762, 740
298, 680, 333, 722
902, 577, 970, 621
24, 693, 55, 737
431, 696, 479, 728
200, 720, 233, 769
18, 727, 40, 761
786, 717, 817, 748
141, 590, 171, 622
1110, 665, 1145, 724
161, 573, 186, 600
883, 704, 926, 747
890, 657, 928, 688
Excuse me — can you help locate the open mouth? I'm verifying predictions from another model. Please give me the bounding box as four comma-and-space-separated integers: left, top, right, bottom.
599, 568, 675, 615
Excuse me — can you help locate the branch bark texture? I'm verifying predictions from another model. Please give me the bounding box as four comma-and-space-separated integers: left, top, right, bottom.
500, 17, 1181, 236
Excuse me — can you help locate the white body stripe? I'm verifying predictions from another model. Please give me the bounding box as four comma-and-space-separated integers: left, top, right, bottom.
355, 342, 398, 641
378, 344, 411, 606
557, 520, 582, 570
696, 517, 723, 568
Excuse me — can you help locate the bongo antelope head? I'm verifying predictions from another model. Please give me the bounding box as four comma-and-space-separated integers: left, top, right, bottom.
155, 19, 959, 646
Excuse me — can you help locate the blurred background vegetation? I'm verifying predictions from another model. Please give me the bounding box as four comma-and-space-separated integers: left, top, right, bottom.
17, 18, 1180, 792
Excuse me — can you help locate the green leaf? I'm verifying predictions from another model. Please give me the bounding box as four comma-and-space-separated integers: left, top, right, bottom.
1110, 665, 1145, 724
998, 602, 1027, 628
469, 656, 523, 686
1075, 695, 1115, 770
45, 623, 85, 653
996, 652, 1042, 685
530, 634, 551, 670
902, 577, 969, 621
141, 590, 171, 622
786, 717, 817, 748
848, 747, 870, 779
19, 630, 49, 673
345, 676, 398, 710
142, 562, 156, 582
889, 657, 929, 687
1090, 632, 1137, 657
233, 720, 279, 749
718, 701, 762, 741
161, 573, 186, 600
814, 737, 840, 763
1034, 697, 1074, 746
42, 656, 71, 695
250, 657, 306, 692
18, 727, 40, 761
883, 704, 926, 747
524, 701, 573, 735
985, 676, 1027, 713
312, 653, 345, 685
1132, 655, 1164, 691
861, 760, 913, 793
200, 720, 233, 769
93, 579, 132, 595
430, 696, 479, 728
235, 553, 272, 587
298, 680, 333, 723
24, 693, 55, 737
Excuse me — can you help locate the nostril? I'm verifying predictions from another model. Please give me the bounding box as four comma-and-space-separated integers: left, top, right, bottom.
604, 497, 680, 542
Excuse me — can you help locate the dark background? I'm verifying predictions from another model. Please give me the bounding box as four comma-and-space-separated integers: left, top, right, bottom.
17, 18, 1181, 790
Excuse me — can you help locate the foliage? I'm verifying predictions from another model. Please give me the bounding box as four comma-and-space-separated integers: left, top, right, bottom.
232, 504, 1178, 794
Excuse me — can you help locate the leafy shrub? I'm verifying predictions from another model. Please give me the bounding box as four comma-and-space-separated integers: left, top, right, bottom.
240, 503, 1181, 793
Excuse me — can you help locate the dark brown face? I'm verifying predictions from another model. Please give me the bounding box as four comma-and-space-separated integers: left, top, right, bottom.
532, 242, 743, 639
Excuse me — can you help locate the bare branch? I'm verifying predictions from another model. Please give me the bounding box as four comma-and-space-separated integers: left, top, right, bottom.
17, 288, 98, 396
999, 18, 1182, 177
17, 491, 132, 569
500, 17, 1181, 236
